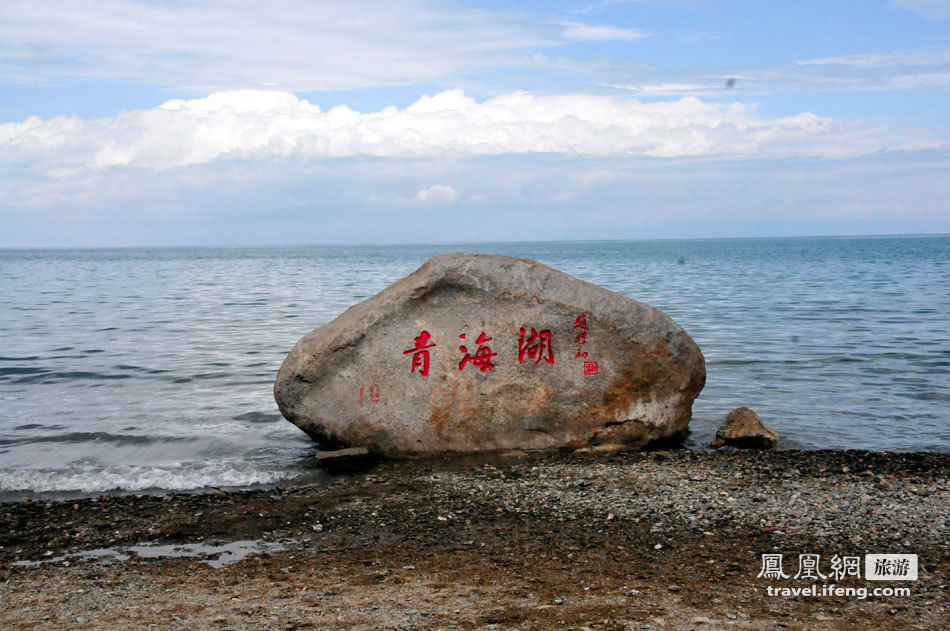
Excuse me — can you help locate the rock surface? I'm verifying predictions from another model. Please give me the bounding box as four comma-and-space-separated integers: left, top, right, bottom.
275, 253, 705, 456
711, 407, 779, 449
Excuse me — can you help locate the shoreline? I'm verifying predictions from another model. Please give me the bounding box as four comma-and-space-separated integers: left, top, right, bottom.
4, 444, 948, 504
2, 449, 947, 630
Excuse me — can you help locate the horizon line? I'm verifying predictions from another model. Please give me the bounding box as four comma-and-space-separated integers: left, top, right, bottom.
1, 231, 948, 251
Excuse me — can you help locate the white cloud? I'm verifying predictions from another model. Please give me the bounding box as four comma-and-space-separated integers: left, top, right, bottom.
787, 46, 950, 90
798, 46, 950, 68
5, 88, 921, 175
410, 184, 460, 206
524, 43, 950, 97
892, 0, 950, 18
611, 82, 712, 94
4, 151, 948, 246
561, 21, 648, 41
888, 71, 950, 87
0, 0, 552, 91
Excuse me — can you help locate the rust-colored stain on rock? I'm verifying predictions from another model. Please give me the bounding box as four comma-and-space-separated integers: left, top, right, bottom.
428, 405, 453, 434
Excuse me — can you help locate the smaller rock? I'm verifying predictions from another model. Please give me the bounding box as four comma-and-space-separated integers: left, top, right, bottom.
315, 446, 370, 460
499, 450, 530, 458
314, 447, 377, 473
711, 407, 778, 449
575, 443, 626, 455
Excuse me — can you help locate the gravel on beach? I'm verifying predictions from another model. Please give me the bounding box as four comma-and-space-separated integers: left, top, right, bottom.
1, 449, 947, 630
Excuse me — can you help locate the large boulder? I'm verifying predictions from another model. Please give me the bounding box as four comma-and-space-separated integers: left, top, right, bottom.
274, 253, 705, 457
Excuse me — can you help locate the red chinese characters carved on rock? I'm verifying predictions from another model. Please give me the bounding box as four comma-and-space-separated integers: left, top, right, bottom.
403, 330, 436, 377
458, 332, 497, 373
359, 384, 380, 407
574, 313, 597, 374
518, 327, 555, 365
573, 314, 589, 346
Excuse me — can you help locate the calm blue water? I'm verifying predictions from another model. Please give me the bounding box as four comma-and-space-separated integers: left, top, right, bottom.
1, 236, 948, 498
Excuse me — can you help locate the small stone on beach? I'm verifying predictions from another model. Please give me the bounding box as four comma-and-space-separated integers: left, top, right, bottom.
711, 407, 779, 449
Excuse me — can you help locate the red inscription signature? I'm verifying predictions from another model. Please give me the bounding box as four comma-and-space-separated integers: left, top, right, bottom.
359, 384, 380, 407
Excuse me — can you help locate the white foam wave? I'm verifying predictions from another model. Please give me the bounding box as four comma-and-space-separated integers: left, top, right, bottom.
0, 462, 300, 494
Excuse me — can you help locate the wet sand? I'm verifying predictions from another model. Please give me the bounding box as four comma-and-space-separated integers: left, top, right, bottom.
1, 449, 947, 630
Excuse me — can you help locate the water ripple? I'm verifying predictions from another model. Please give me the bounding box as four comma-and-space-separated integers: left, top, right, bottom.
0, 237, 947, 496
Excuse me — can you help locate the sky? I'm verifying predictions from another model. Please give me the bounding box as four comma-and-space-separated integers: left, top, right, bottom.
1, 0, 948, 246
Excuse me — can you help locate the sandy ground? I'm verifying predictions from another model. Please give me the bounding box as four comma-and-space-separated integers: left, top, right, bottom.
1, 449, 947, 630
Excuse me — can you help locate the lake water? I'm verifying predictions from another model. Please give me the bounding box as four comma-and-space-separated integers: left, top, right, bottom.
1, 236, 947, 499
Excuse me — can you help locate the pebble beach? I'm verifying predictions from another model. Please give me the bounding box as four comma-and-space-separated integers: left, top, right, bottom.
2, 449, 946, 630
